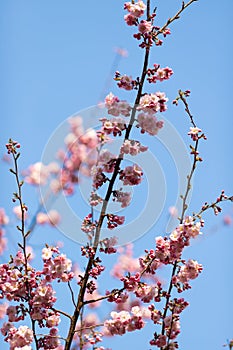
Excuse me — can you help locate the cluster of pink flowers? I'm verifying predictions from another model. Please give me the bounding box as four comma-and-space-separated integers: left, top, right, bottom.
137, 112, 164, 136
124, 1, 146, 26
111, 244, 140, 279
114, 72, 136, 91
91, 166, 108, 190
107, 214, 125, 230
188, 126, 202, 141
1, 324, 33, 349
123, 1, 172, 49
105, 93, 131, 117
112, 190, 131, 208
120, 139, 148, 156
98, 150, 117, 173
51, 117, 98, 196
81, 214, 96, 236
138, 92, 168, 114
154, 216, 204, 265
41, 246, 73, 282
138, 19, 152, 34
173, 259, 203, 291
104, 306, 145, 336
24, 162, 51, 186
119, 164, 143, 186
100, 117, 127, 137
36, 210, 60, 226
2, 2, 231, 349
0, 243, 75, 347
89, 191, 103, 206
89, 263, 105, 279
100, 236, 118, 254
38, 327, 61, 349
149, 298, 189, 347
5, 139, 20, 154
147, 64, 174, 83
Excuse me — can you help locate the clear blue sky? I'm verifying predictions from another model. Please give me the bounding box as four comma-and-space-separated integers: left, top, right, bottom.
1, 1, 233, 349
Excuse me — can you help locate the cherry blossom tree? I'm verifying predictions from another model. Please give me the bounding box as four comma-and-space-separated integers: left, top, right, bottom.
0, 1, 232, 350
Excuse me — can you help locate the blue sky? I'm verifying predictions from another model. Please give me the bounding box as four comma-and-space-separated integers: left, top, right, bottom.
1, 1, 233, 349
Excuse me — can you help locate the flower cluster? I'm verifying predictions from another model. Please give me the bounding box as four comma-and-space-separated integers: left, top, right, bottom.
91, 166, 108, 190
24, 162, 52, 186
1, 2, 232, 350
112, 190, 131, 208
38, 327, 61, 349
105, 93, 131, 117
120, 139, 148, 156
138, 92, 168, 114
147, 64, 174, 83
114, 72, 137, 91
100, 117, 127, 137
104, 306, 145, 336
36, 210, 60, 226
52, 117, 98, 195
124, 1, 146, 26
81, 213, 97, 234
154, 216, 204, 265
1, 324, 33, 349
188, 126, 202, 141
100, 236, 118, 254
6, 139, 20, 154
107, 214, 125, 230
0, 244, 74, 348
89, 191, 103, 206
119, 164, 143, 186
41, 246, 73, 282
98, 149, 117, 173
137, 112, 164, 135
173, 259, 203, 291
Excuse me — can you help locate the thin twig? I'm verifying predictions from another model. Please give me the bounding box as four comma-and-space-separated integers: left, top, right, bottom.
68, 281, 77, 308
155, 0, 198, 37
74, 323, 104, 333
51, 307, 72, 320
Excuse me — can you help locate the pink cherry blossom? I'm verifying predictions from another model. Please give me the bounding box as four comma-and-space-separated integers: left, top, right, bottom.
91, 166, 108, 189
124, 1, 146, 18
119, 164, 143, 186
147, 64, 173, 83
98, 149, 117, 173
3, 325, 33, 349
0, 208, 9, 225
138, 92, 168, 114
176, 259, 203, 284
117, 74, 134, 90
89, 191, 103, 206
24, 162, 49, 186
120, 139, 148, 156
105, 93, 131, 117
100, 236, 118, 254
188, 126, 202, 141
107, 214, 125, 230
137, 113, 164, 136
5, 139, 20, 154
138, 20, 152, 34
124, 13, 137, 26
112, 190, 131, 208
100, 117, 127, 136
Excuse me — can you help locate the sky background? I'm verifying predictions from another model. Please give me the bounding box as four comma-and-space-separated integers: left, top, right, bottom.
1, 1, 233, 349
